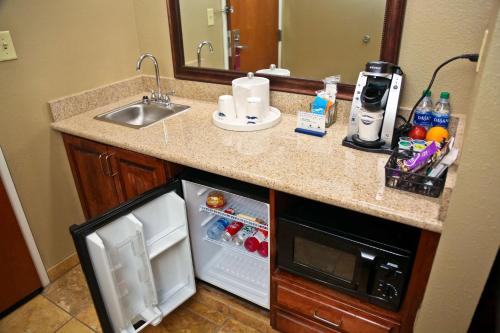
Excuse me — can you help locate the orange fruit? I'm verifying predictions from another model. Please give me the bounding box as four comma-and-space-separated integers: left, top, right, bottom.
426, 126, 449, 142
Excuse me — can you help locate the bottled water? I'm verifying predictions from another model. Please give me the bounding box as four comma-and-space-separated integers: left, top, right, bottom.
207, 218, 230, 240
413, 90, 433, 129
432, 92, 451, 129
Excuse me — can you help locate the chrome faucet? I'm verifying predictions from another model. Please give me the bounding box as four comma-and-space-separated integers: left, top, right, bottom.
197, 41, 214, 67
136, 53, 172, 104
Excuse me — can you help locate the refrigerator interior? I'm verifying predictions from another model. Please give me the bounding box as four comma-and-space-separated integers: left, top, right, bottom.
182, 180, 270, 309
86, 190, 196, 333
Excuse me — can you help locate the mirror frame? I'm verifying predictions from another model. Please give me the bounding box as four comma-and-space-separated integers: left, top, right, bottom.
167, 0, 406, 100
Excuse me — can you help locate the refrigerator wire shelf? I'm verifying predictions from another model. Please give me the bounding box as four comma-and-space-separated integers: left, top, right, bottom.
203, 236, 268, 262
200, 204, 268, 231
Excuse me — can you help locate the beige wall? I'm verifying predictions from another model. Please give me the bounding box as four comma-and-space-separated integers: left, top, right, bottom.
414, 2, 500, 331
0, 0, 141, 268
133, 0, 174, 78
179, 0, 225, 69
399, 0, 494, 112
281, 0, 386, 83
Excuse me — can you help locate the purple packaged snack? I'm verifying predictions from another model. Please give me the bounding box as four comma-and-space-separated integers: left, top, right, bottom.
398, 141, 439, 172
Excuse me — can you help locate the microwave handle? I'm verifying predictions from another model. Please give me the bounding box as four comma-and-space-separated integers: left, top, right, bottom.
356, 250, 376, 292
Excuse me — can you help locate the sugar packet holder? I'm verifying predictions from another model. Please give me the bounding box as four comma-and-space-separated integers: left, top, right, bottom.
316, 75, 341, 127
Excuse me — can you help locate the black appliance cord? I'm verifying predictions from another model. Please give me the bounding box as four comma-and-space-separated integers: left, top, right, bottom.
397, 53, 479, 134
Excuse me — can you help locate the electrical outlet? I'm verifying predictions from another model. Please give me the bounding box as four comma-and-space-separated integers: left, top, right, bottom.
207, 8, 215, 26
0, 31, 17, 62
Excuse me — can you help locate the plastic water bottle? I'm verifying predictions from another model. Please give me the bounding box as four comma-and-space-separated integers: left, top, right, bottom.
207, 218, 230, 240
432, 92, 451, 129
413, 90, 433, 129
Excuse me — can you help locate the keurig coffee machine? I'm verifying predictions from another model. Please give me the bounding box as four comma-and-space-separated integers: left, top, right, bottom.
343, 61, 403, 153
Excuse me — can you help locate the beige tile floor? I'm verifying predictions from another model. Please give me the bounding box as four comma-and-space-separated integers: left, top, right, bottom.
0, 265, 276, 333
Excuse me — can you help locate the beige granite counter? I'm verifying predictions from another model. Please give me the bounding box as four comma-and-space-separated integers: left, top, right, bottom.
51, 87, 459, 233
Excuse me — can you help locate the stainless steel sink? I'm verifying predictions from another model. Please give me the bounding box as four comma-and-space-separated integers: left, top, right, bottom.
95, 101, 190, 129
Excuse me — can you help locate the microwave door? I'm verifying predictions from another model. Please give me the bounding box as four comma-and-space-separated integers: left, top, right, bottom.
71, 180, 196, 333
278, 218, 360, 290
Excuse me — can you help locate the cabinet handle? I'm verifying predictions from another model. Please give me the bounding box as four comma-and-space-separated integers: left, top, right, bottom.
313, 311, 342, 328
104, 153, 117, 177
98, 152, 109, 176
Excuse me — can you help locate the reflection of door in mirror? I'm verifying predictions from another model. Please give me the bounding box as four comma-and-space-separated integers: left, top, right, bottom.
228, 0, 279, 72
179, 0, 386, 84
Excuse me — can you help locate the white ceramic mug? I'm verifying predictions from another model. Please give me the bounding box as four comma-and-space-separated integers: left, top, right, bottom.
245, 97, 264, 123
218, 95, 236, 120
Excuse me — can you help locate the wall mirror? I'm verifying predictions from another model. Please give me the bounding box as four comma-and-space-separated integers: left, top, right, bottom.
167, 0, 406, 99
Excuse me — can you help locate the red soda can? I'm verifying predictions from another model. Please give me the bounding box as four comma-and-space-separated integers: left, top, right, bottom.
222, 221, 244, 241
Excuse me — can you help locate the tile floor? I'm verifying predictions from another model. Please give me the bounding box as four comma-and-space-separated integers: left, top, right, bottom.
0, 265, 276, 333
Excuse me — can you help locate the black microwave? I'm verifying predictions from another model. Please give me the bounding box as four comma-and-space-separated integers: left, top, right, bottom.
277, 201, 420, 311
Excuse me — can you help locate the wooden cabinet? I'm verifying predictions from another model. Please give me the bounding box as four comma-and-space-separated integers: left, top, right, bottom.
63, 134, 171, 220
273, 308, 342, 333
108, 146, 167, 202
273, 278, 399, 333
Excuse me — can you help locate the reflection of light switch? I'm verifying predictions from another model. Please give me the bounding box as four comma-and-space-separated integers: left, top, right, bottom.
0, 31, 17, 61
207, 8, 214, 26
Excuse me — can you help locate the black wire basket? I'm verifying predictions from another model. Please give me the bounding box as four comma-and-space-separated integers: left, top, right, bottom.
385, 149, 447, 198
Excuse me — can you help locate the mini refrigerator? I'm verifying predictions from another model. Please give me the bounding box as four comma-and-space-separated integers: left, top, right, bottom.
71, 170, 270, 333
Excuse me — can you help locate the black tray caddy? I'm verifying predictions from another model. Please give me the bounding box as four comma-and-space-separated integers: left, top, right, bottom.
385, 149, 447, 198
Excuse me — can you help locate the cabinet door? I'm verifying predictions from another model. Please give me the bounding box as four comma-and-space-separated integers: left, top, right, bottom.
63, 134, 122, 219
108, 146, 167, 202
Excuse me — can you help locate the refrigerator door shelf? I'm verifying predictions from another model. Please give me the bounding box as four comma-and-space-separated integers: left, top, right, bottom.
147, 225, 187, 260
87, 214, 161, 333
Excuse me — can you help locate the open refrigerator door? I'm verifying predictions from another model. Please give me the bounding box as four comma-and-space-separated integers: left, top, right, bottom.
71, 182, 196, 333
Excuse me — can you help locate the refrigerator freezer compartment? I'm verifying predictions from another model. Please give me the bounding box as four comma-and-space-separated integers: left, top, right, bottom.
87, 214, 161, 333
150, 238, 196, 316
198, 249, 269, 308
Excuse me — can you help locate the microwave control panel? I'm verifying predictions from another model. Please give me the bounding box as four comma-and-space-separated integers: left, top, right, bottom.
372, 262, 404, 306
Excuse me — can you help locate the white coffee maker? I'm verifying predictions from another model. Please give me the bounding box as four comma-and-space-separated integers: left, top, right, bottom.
343, 61, 403, 153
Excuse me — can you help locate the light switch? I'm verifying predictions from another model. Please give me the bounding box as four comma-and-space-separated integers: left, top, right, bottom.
0, 31, 17, 62
207, 8, 215, 26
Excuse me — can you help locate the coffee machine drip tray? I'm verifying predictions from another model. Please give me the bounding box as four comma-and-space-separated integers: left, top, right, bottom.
342, 135, 393, 154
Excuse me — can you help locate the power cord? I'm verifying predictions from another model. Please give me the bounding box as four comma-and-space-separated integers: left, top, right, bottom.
397, 53, 479, 134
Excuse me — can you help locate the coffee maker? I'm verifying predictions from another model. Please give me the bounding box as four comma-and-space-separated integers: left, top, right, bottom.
342, 61, 403, 153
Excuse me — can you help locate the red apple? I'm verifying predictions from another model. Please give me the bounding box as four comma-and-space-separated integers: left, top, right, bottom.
408, 125, 427, 140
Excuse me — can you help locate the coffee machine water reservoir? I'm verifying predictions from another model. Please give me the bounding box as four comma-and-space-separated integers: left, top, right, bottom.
343, 61, 403, 153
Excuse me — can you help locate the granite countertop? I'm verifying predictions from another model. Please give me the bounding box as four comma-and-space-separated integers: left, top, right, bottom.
51, 92, 458, 233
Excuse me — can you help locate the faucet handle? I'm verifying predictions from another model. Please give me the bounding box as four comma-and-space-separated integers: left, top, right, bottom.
165, 90, 175, 96
150, 90, 158, 101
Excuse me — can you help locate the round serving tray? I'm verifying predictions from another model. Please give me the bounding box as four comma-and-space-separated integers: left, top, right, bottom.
212, 106, 281, 132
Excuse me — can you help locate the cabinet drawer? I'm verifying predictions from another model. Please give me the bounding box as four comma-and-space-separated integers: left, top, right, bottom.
275, 281, 399, 333
274, 308, 341, 333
